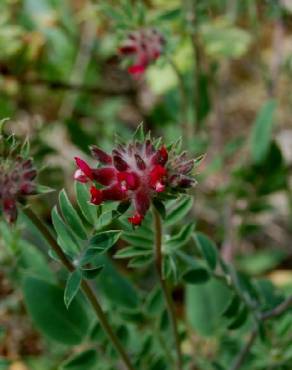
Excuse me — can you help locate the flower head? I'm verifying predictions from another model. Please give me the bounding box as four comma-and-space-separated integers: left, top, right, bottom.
0, 137, 37, 223
74, 132, 197, 226
119, 28, 165, 78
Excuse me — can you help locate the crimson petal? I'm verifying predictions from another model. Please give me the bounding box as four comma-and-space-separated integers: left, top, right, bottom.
75, 157, 93, 180
102, 183, 128, 201
92, 167, 116, 186
90, 146, 112, 164
134, 189, 150, 217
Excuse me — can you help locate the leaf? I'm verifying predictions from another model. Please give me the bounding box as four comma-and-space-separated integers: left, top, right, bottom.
146, 288, 164, 316
80, 231, 121, 265
194, 232, 218, 271
35, 184, 55, 194
116, 201, 131, 215
127, 254, 153, 268
19, 241, 55, 283
165, 196, 193, 227
186, 279, 231, 336
59, 189, 87, 240
95, 211, 113, 230
89, 230, 121, 250
183, 268, 210, 284
94, 255, 139, 309
51, 206, 80, 255
166, 223, 194, 250
81, 266, 104, 280
22, 276, 89, 345
222, 294, 241, 318
64, 270, 82, 309
250, 100, 277, 163
75, 182, 97, 225
122, 232, 153, 249
228, 306, 249, 330
61, 349, 97, 370
114, 246, 152, 259
155, 7, 181, 22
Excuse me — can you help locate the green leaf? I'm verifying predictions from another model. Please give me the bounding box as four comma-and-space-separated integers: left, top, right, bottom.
89, 230, 121, 250
227, 306, 249, 330
166, 223, 194, 250
222, 294, 241, 318
122, 232, 153, 249
80, 231, 121, 265
35, 184, 55, 194
94, 256, 139, 309
183, 268, 210, 284
22, 276, 89, 345
51, 206, 79, 255
75, 182, 97, 225
81, 266, 104, 280
165, 196, 193, 227
19, 241, 56, 283
127, 254, 153, 268
250, 99, 277, 163
186, 279, 231, 336
114, 246, 152, 259
146, 288, 164, 316
194, 232, 218, 271
95, 210, 113, 230
61, 349, 97, 370
59, 189, 87, 240
64, 270, 82, 309
155, 7, 181, 22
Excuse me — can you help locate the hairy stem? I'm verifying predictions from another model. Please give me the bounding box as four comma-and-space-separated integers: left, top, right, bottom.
228, 296, 292, 370
23, 207, 135, 370
153, 208, 183, 370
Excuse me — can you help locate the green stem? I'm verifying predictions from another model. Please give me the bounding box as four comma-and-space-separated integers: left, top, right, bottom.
153, 208, 183, 370
23, 207, 135, 370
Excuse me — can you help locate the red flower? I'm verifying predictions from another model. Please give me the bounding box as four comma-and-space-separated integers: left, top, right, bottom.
0, 155, 37, 223
119, 28, 165, 78
74, 135, 196, 226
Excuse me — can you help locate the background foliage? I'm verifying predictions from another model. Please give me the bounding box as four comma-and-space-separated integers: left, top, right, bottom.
0, 0, 292, 369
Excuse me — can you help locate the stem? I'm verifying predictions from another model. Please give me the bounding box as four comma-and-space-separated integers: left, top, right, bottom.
260, 296, 292, 321
228, 296, 292, 370
229, 326, 258, 370
23, 207, 135, 370
153, 208, 183, 370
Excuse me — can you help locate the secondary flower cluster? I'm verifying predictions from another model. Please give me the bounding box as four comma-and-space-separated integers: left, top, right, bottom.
74, 137, 196, 225
0, 155, 37, 223
119, 28, 165, 78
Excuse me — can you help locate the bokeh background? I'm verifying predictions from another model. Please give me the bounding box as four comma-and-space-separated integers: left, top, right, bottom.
0, 0, 292, 369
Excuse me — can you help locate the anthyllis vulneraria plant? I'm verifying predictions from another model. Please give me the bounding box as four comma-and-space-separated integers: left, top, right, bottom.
119, 28, 165, 78
0, 121, 38, 223
74, 127, 197, 225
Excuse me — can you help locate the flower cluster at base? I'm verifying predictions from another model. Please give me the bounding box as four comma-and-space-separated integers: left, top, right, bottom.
0, 151, 37, 223
74, 135, 196, 226
119, 28, 165, 78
